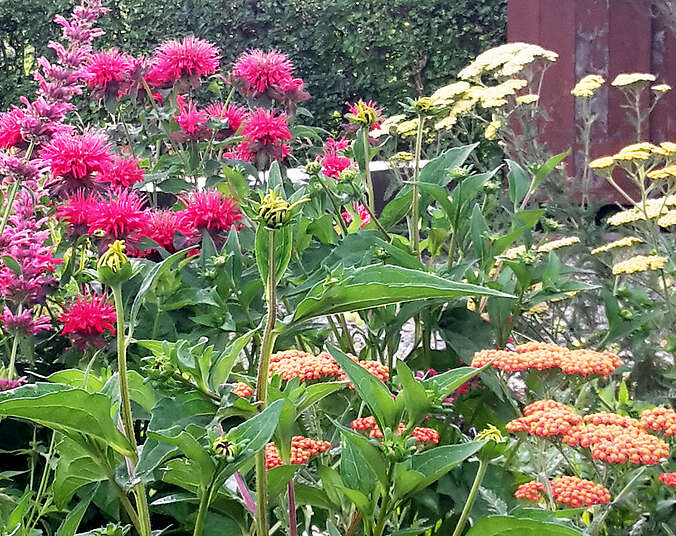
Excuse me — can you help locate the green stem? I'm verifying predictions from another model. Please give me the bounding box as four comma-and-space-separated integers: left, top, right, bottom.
316, 173, 349, 235
362, 128, 375, 215
0, 179, 20, 237
24, 431, 55, 534
7, 330, 20, 380
193, 486, 211, 536
255, 230, 278, 536
111, 285, 153, 536
373, 465, 395, 536
411, 115, 424, 259
451, 458, 487, 536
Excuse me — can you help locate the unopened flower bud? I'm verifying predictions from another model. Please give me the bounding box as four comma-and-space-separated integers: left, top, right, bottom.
305, 161, 322, 175
258, 190, 309, 230
97, 240, 132, 286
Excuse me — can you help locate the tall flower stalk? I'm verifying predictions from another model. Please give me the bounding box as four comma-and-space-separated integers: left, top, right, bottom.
98, 241, 152, 536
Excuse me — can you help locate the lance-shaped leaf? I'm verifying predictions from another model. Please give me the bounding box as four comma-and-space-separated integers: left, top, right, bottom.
466, 516, 583, 535
328, 344, 399, 431
293, 265, 513, 323
255, 224, 293, 288
422, 365, 488, 404
407, 440, 487, 493
396, 360, 431, 426
0, 384, 133, 456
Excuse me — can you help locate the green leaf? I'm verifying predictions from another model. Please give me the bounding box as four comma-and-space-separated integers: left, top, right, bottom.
47, 369, 103, 393
209, 329, 256, 390
129, 248, 193, 336
255, 224, 293, 288
102, 371, 156, 413
318, 465, 345, 506
422, 366, 486, 404
53, 437, 114, 508
293, 265, 513, 322
136, 438, 178, 483
337, 486, 374, 515
419, 144, 478, 185
466, 516, 583, 535
268, 465, 299, 499
148, 429, 215, 487
55, 497, 90, 536
0, 384, 133, 456
267, 160, 283, 190
295, 483, 334, 510
408, 441, 487, 493
327, 344, 398, 430
507, 160, 530, 209
340, 434, 376, 495
296, 381, 347, 414
380, 190, 413, 230
396, 360, 431, 425
531, 150, 570, 194
2, 255, 21, 275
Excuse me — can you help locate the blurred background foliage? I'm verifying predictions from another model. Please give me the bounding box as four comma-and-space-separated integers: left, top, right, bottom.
0, 0, 506, 126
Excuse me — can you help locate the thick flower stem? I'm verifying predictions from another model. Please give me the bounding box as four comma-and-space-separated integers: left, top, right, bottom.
362, 128, 376, 215
411, 115, 425, 260
255, 230, 278, 536
7, 331, 20, 380
288, 480, 298, 536
451, 458, 488, 536
193, 487, 211, 536
111, 284, 153, 536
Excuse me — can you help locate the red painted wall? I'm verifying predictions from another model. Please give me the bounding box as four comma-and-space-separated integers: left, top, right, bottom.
508, 0, 676, 202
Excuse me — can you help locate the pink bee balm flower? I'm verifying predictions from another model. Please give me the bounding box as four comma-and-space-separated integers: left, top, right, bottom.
172, 96, 209, 141
57, 190, 99, 234
0, 376, 27, 391
232, 49, 294, 94
88, 188, 149, 240
142, 209, 198, 253
321, 137, 354, 179
40, 130, 112, 196
98, 154, 145, 188
239, 108, 292, 163
85, 48, 135, 96
0, 108, 26, 150
148, 36, 220, 87
232, 49, 309, 109
1, 306, 51, 337
204, 102, 247, 139
342, 203, 371, 229
60, 292, 116, 350
178, 190, 243, 234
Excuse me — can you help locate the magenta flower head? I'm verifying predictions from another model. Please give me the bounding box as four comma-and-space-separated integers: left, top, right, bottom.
171, 96, 210, 142
238, 108, 292, 168
178, 190, 243, 238
0, 108, 27, 150
57, 190, 99, 236
142, 209, 198, 254
88, 188, 150, 242
204, 102, 247, 140
60, 292, 116, 350
0, 376, 27, 391
40, 130, 112, 196
97, 154, 145, 188
231, 49, 309, 110
321, 137, 354, 179
147, 36, 220, 90
85, 48, 136, 98
1, 306, 51, 337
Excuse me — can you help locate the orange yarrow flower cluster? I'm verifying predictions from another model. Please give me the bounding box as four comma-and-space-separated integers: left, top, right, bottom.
515, 476, 611, 508
659, 472, 676, 487
350, 416, 440, 444
640, 407, 676, 436
472, 342, 622, 376
269, 349, 390, 388
264, 436, 332, 470
232, 382, 254, 398
507, 402, 670, 465
506, 400, 581, 438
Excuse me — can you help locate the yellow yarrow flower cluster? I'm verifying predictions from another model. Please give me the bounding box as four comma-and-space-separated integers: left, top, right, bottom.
391, 151, 414, 162
590, 142, 675, 173
484, 119, 502, 141
430, 81, 472, 107
516, 94, 540, 105
651, 84, 672, 93
572, 74, 605, 98
371, 114, 406, 138
591, 236, 643, 255
500, 245, 527, 260
612, 255, 667, 275
525, 302, 549, 316
458, 42, 558, 80
396, 118, 420, 138
647, 165, 676, 180
589, 156, 616, 170
611, 73, 656, 87
658, 210, 676, 227
475, 79, 529, 108
538, 236, 580, 253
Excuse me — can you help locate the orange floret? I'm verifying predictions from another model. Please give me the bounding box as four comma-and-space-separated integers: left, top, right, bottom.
232, 382, 254, 398
350, 416, 439, 444
583, 412, 641, 428
471, 343, 622, 376
506, 400, 581, 438
264, 436, 332, 470
640, 407, 676, 436
516, 476, 611, 507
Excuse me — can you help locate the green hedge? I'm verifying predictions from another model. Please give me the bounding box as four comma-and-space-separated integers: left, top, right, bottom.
0, 0, 506, 125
